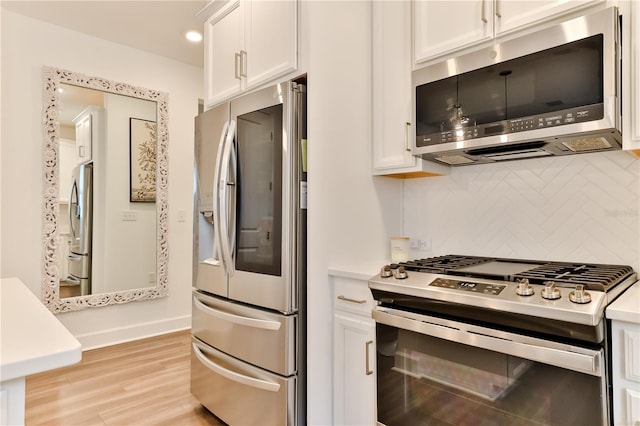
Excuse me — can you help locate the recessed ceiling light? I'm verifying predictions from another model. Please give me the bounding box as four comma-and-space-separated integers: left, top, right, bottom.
185, 31, 203, 43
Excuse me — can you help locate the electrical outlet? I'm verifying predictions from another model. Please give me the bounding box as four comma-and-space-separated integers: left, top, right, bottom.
411, 238, 432, 251
148, 272, 156, 283
122, 211, 137, 221
177, 209, 186, 222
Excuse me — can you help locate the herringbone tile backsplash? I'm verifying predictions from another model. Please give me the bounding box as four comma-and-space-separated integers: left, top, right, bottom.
404, 151, 640, 269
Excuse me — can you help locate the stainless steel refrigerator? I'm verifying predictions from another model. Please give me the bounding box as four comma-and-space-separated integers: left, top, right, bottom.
191, 80, 306, 426
67, 162, 93, 296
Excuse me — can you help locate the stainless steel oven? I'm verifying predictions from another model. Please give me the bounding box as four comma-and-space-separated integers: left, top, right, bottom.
369, 255, 637, 425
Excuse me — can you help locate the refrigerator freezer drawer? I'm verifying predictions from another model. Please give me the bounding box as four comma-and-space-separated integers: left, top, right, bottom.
67, 253, 90, 278
191, 337, 296, 426
192, 290, 296, 376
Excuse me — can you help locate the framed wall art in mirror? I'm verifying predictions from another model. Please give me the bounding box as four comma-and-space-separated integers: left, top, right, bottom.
42, 66, 169, 313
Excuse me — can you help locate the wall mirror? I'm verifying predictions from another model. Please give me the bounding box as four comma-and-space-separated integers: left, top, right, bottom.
42, 66, 169, 313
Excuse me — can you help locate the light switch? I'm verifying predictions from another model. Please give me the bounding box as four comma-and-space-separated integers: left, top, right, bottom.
122, 211, 137, 221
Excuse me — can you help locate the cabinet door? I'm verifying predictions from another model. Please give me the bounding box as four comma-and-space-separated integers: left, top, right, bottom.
414, 0, 492, 64
495, 0, 602, 36
75, 114, 92, 164
205, 1, 244, 106
333, 313, 376, 426
622, 0, 640, 152
373, 1, 449, 177
244, 0, 297, 90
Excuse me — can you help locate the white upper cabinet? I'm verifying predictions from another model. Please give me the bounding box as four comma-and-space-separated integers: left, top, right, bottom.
414, 0, 604, 65
621, 0, 640, 153
204, 2, 244, 105
372, 0, 448, 178
413, 0, 493, 65
203, 0, 297, 108
72, 106, 103, 165
244, 0, 297, 90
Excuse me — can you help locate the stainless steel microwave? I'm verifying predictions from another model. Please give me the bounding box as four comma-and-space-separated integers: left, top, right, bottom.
412, 7, 621, 166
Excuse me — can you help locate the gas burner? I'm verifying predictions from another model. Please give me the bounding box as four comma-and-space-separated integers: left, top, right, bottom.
513, 262, 634, 291
398, 255, 493, 273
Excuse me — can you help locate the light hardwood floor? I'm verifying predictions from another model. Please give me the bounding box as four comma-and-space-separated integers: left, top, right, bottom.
25, 330, 226, 425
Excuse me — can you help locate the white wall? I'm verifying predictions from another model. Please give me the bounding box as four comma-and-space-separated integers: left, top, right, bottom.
304, 1, 403, 423
404, 152, 640, 270
101, 94, 157, 293
0, 10, 202, 348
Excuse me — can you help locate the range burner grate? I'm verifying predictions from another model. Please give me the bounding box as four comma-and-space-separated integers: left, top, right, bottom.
395, 254, 634, 292
513, 262, 634, 291
399, 255, 493, 274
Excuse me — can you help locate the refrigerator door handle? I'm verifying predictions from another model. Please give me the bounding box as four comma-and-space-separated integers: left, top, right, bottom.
68, 180, 79, 239
219, 120, 236, 276
193, 296, 281, 330
212, 121, 229, 268
192, 342, 281, 392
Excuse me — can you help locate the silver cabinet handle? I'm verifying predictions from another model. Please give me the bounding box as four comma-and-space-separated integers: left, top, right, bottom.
337, 295, 366, 304
235, 52, 241, 80
495, 0, 501, 18
404, 122, 411, 152
240, 50, 247, 78
481, 0, 488, 23
365, 340, 374, 375
192, 342, 280, 392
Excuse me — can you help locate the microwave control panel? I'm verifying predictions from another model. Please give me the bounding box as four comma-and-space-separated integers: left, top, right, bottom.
419, 104, 604, 147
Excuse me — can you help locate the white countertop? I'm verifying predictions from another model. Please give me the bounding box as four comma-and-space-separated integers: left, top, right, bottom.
328, 261, 385, 281
606, 282, 640, 324
1, 277, 82, 382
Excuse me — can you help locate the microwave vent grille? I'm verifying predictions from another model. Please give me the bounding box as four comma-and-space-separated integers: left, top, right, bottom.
435, 155, 475, 165
562, 137, 613, 152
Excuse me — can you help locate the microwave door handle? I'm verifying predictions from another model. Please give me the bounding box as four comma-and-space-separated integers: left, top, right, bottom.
212, 121, 229, 267
219, 120, 236, 277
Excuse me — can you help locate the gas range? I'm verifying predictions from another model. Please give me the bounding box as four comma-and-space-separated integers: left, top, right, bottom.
369, 255, 637, 344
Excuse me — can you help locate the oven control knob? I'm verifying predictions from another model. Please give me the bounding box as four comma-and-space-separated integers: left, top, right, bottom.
569, 284, 592, 304
380, 265, 393, 278
515, 279, 534, 296
541, 281, 561, 300
394, 267, 408, 280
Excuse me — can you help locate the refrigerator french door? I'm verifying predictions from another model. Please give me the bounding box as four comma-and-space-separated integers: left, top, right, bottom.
192, 80, 306, 426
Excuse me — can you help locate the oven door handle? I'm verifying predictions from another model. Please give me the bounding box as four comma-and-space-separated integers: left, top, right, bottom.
373, 309, 603, 377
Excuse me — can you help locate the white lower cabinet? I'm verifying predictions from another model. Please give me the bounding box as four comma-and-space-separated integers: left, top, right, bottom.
611, 319, 640, 426
332, 275, 376, 426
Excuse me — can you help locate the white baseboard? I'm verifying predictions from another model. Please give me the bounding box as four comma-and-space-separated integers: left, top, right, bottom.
74, 315, 191, 351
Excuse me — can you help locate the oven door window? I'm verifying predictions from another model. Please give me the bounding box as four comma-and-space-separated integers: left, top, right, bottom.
376, 323, 607, 425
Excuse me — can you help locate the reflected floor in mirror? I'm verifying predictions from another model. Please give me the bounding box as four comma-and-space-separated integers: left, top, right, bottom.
59, 282, 81, 298
25, 330, 225, 425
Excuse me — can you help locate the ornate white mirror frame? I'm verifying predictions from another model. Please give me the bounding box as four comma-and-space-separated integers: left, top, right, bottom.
42, 66, 169, 313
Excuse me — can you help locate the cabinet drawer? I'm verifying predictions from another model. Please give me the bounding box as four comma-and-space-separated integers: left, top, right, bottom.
333, 277, 375, 316
191, 337, 296, 426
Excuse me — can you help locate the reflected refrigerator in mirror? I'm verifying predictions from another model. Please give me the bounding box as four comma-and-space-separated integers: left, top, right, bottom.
67, 163, 93, 296
192, 80, 307, 426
